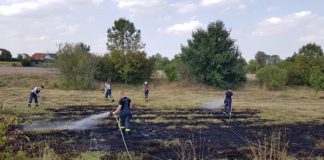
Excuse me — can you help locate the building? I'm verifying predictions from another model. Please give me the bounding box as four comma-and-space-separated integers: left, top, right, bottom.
44, 53, 57, 61
31, 53, 46, 60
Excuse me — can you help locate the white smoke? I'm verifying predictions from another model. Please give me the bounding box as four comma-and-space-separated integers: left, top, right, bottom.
24, 111, 111, 131
201, 98, 224, 110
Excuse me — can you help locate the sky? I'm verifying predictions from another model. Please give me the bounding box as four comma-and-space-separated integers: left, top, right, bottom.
0, 0, 324, 61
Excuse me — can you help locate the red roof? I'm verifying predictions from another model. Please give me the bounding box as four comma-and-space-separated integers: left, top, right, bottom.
31, 53, 46, 59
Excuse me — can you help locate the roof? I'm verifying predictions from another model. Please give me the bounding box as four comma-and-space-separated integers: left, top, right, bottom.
31, 53, 46, 59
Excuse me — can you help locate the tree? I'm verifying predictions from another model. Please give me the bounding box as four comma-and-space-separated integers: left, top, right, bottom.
106, 18, 153, 84
256, 65, 288, 90
17, 54, 23, 61
107, 18, 144, 52
268, 55, 281, 64
151, 53, 169, 70
180, 20, 246, 88
0, 49, 12, 61
56, 43, 97, 90
247, 59, 257, 73
309, 66, 324, 95
298, 43, 323, 57
94, 54, 117, 82
255, 51, 268, 69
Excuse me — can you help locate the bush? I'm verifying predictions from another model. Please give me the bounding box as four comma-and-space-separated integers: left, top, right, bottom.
94, 54, 117, 82
256, 65, 288, 90
21, 59, 31, 67
110, 50, 155, 84
164, 63, 178, 81
56, 43, 97, 90
309, 66, 324, 95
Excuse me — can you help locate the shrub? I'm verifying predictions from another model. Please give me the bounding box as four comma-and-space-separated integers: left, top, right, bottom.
256, 65, 288, 90
56, 43, 97, 90
309, 66, 324, 95
21, 59, 31, 67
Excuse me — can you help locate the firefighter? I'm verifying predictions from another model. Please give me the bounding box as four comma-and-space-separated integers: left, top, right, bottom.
113, 91, 133, 134
28, 85, 44, 107
144, 81, 149, 101
104, 81, 112, 100
224, 88, 233, 115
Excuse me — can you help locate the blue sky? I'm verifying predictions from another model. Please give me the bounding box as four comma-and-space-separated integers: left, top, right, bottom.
1, 0, 324, 60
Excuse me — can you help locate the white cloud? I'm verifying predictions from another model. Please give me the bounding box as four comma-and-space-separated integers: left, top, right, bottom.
295, 10, 312, 18
265, 17, 282, 25
201, 0, 240, 6
201, 0, 226, 6
238, 4, 246, 9
170, 2, 198, 14
251, 10, 318, 37
114, 0, 166, 13
0, 0, 105, 16
165, 20, 204, 35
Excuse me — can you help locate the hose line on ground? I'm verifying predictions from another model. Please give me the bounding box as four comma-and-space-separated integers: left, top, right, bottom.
113, 114, 133, 160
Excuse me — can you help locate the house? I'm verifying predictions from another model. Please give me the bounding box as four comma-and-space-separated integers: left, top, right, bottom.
44, 53, 57, 61
31, 53, 46, 60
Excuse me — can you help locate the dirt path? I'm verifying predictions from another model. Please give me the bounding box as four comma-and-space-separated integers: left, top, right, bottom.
4, 106, 324, 159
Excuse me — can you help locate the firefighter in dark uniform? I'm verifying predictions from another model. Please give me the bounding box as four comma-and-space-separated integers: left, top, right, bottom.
224, 89, 233, 115
113, 91, 133, 134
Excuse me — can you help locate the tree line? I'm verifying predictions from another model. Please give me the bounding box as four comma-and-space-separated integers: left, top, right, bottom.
56, 18, 323, 92
247, 43, 324, 93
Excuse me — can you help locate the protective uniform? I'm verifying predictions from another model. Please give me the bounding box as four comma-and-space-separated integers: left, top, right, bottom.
119, 97, 132, 133
224, 90, 233, 114
28, 86, 43, 107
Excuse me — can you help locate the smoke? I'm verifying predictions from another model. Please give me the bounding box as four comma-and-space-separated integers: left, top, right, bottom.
201, 98, 224, 110
24, 111, 111, 131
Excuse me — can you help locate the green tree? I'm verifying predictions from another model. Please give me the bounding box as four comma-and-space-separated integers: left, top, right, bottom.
255, 51, 269, 69
94, 54, 117, 82
298, 43, 323, 57
0, 49, 12, 61
107, 18, 153, 84
180, 20, 246, 88
247, 59, 257, 73
57, 43, 97, 90
309, 66, 324, 95
107, 18, 144, 52
17, 54, 23, 61
152, 53, 169, 70
256, 65, 288, 90
268, 55, 281, 64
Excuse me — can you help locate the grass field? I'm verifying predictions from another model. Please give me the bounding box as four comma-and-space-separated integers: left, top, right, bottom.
0, 61, 21, 67
1, 81, 323, 125
1, 67, 324, 159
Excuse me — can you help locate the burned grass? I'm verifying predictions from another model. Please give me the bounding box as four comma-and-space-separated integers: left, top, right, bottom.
2, 105, 323, 159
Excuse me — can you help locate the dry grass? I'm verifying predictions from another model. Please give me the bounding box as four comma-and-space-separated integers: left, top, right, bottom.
247, 130, 294, 160
0, 66, 57, 75
0, 62, 21, 67
234, 82, 324, 125
0, 69, 324, 126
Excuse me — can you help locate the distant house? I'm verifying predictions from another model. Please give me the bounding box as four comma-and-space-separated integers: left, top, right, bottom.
44, 53, 57, 61
31, 53, 46, 60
